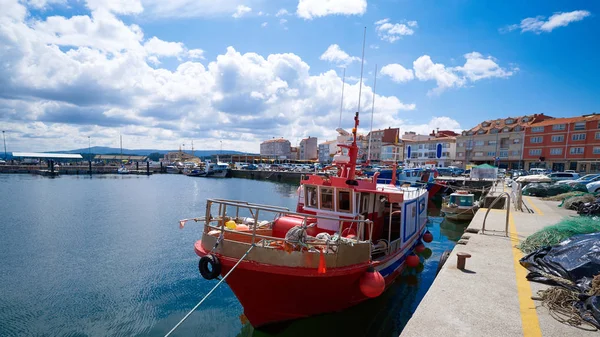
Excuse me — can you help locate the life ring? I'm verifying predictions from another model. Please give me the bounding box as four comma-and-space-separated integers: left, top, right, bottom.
198, 254, 222, 280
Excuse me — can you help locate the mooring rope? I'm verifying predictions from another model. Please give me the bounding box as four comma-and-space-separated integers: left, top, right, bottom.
164, 244, 255, 337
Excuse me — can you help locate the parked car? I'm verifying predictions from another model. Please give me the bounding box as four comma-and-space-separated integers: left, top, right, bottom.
511, 169, 528, 179
0, 159, 6, 165
529, 168, 549, 175
586, 181, 600, 193
547, 172, 580, 182
241, 164, 258, 170
556, 174, 600, 186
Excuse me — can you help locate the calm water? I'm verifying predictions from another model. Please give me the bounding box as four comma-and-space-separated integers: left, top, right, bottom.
0, 174, 465, 337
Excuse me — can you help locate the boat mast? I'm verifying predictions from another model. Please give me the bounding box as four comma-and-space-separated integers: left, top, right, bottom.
346, 27, 367, 181
367, 64, 378, 164
338, 68, 346, 129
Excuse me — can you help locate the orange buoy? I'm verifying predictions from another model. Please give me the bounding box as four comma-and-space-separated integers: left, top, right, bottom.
406, 253, 420, 268
415, 242, 426, 254
236, 224, 250, 231
342, 227, 357, 238
422, 230, 433, 243
359, 266, 385, 298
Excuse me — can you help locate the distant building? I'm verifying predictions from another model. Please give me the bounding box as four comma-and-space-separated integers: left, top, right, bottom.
260, 138, 291, 159
403, 130, 458, 167
381, 143, 403, 162
523, 114, 600, 173
366, 127, 400, 162
162, 151, 199, 163
290, 146, 299, 160
456, 114, 552, 169
318, 140, 338, 163
299, 137, 318, 160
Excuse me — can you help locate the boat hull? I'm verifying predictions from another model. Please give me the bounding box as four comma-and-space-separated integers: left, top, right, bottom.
441, 205, 477, 221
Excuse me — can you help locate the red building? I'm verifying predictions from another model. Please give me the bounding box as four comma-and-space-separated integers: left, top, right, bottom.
523, 114, 600, 172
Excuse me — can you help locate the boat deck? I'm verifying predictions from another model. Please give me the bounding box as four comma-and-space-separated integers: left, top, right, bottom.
400, 191, 594, 337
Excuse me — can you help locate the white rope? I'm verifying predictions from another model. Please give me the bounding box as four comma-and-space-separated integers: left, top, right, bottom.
164, 244, 255, 337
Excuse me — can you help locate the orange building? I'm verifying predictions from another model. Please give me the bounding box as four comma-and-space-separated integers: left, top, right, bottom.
523, 114, 600, 172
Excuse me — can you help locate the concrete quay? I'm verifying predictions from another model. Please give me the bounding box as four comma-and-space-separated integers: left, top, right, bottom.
401, 194, 595, 337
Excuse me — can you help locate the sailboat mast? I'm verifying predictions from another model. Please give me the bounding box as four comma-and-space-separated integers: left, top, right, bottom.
356, 26, 367, 116
367, 64, 378, 163
338, 68, 346, 129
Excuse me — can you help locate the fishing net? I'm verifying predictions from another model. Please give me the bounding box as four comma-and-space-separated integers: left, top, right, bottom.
563, 194, 598, 210
543, 191, 586, 202
518, 217, 600, 254
522, 183, 587, 197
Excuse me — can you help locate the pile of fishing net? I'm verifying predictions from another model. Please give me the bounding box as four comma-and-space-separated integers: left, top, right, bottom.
563, 194, 598, 210
543, 191, 587, 202
520, 233, 600, 330
518, 216, 600, 254
578, 199, 600, 216
522, 182, 587, 197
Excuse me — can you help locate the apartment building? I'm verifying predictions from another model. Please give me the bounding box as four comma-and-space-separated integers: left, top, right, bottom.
318, 140, 337, 163
523, 114, 600, 173
403, 130, 458, 167
299, 137, 318, 160
260, 138, 291, 159
365, 127, 400, 162
455, 114, 552, 169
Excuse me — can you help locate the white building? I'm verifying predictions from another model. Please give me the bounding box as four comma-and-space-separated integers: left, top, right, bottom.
402, 131, 458, 167
318, 140, 338, 163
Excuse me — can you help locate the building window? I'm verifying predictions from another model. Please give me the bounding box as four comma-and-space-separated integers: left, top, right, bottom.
506, 118, 514, 124
474, 152, 483, 157
574, 122, 586, 130
305, 185, 317, 208
487, 151, 496, 156
572, 133, 586, 141
511, 150, 520, 156
458, 142, 464, 147
337, 190, 352, 213
503, 127, 510, 132
550, 148, 563, 155
513, 138, 520, 144
529, 149, 542, 156
488, 140, 497, 145
552, 124, 566, 131
530, 136, 543, 143
443, 143, 450, 148
499, 151, 508, 157
596, 132, 600, 140
478, 130, 486, 134
442, 152, 450, 157
522, 117, 530, 122
490, 128, 499, 134
531, 126, 544, 133
514, 126, 522, 132
551, 135, 564, 142
320, 187, 334, 210
457, 152, 464, 157
594, 147, 600, 155
570, 147, 585, 154
475, 140, 484, 146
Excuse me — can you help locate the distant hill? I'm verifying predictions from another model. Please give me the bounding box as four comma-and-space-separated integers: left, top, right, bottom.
54, 146, 252, 157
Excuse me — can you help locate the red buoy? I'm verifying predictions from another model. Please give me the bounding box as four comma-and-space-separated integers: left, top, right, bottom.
422, 230, 433, 243
406, 254, 420, 268
415, 243, 426, 254
359, 266, 385, 298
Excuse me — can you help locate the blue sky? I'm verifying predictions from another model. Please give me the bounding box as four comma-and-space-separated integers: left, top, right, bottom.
1, 0, 598, 152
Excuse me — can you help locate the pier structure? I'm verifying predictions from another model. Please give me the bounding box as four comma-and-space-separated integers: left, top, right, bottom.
401, 185, 593, 336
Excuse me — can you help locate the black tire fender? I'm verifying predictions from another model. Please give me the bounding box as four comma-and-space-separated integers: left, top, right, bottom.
199, 254, 222, 280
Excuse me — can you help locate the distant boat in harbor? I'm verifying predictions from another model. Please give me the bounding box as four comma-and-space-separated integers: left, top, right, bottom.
441, 190, 479, 221
187, 161, 229, 178
117, 166, 129, 174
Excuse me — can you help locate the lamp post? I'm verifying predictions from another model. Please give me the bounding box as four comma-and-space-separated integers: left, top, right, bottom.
2, 131, 6, 160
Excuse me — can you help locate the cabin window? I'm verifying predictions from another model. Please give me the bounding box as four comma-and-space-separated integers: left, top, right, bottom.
320, 187, 334, 210
361, 194, 370, 214
338, 190, 352, 213
305, 185, 317, 208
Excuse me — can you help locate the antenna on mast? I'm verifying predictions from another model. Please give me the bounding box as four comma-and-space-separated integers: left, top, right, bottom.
367, 64, 378, 163
338, 68, 346, 128
356, 26, 367, 116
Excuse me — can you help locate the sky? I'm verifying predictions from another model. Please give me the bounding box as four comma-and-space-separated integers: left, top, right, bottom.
0, 0, 598, 153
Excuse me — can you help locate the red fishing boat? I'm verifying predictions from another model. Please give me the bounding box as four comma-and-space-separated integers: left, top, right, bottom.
187, 112, 432, 327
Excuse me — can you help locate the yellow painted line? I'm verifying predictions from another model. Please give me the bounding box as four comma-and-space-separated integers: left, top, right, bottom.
525, 197, 544, 216
509, 214, 542, 337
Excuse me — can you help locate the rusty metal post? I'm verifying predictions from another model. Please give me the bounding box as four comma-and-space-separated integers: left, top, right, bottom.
457, 252, 472, 270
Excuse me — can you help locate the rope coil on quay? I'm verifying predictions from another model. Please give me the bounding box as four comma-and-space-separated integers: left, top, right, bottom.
163, 244, 255, 337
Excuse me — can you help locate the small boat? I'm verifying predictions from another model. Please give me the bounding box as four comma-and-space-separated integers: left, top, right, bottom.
117, 166, 129, 174
185, 112, 431, 327
441, 190, 479, 221
166, 165, 182, 174
187, 161, 229, 178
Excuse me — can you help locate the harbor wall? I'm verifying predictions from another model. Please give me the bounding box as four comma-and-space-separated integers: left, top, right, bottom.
230, 169, 303, 183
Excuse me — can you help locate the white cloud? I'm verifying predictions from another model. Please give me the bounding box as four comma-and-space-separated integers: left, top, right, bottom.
501, 10, 591, 34
188, 48, 205, 59
401, 117, 463, 136
85, 0, 144, 14
412, 53, 515, 94
369, 44, 379, 49
454, 52, 514, 81
375, 18, 417, 43
26, 0, 66, 10
276, 9, 289, 17
279, 18, 288, 29
319, 44, 360, 66
261, 21, 268, 28
0, 1, 416, 153
380, 64, 414, 83
297, 0, 367, 20
142, 0, 252, 18
232, 5, 251, 18
144, 37, 185, 57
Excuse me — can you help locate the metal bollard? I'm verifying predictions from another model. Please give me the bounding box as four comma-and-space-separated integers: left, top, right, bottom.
457, 252, 472, 270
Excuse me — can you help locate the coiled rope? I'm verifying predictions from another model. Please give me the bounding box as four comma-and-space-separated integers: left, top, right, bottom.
164, 244, 255, 337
